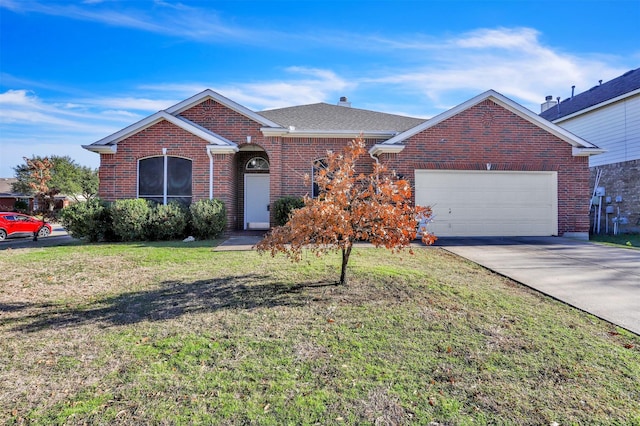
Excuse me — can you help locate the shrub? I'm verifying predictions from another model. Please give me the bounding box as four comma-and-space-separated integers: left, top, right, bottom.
273, 196, 305, 226
13, 199, 28, 213
60, 198, 115, 242
189, 199, 227, 239
146, 202, 190, 241
110, 199, 151, 241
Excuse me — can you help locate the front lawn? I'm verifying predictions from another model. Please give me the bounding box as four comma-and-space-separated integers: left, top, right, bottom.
591, 232, 640, 249
1, 242, 639, 425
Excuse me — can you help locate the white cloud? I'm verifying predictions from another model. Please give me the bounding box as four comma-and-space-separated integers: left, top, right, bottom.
358, 27, 630, 114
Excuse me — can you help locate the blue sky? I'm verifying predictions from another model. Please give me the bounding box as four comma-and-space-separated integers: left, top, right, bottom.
1, 0, 639, 177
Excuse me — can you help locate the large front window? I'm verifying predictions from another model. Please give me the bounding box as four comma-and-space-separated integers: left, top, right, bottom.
138, 156, 192, 205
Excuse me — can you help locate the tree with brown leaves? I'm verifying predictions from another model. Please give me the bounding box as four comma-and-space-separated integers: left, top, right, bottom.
23, 157, 59, 241
256, 137, 436, 285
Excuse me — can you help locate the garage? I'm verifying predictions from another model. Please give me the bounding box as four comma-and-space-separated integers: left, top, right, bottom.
415, 170, 558, 237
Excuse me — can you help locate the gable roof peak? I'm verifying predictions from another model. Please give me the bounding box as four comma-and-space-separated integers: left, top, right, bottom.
375, 89, 601, 155
165, 89, 282, 128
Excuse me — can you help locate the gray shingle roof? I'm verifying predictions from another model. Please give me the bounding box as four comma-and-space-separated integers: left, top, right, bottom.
540, 67, 640, 121
257, 103, 426, 132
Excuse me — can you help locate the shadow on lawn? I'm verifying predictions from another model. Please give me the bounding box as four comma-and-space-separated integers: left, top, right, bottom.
7, 275, 339, 332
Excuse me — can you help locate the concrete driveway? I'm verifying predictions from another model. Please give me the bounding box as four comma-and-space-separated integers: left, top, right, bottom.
436, 237, 640, 335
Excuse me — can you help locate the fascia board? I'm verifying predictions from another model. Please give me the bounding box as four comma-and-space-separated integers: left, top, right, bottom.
260, 127, 288, 137
165, 89, 282, 128
82, 144, 117, 154
572, 147, 607, 157
369, 144, 406, 156
261, 128, 398, 138
89, 112, 168, 146
552, 89, 640, 124
207, 144, 239, 154
487, 92, 599, 149
87, 111, 236, 147
383, 90, 598, 149
175, 116, 236, 146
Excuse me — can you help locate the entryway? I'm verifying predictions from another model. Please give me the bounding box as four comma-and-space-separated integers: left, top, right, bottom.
244, 174, 270, 230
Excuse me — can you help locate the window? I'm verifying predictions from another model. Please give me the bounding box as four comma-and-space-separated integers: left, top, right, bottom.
138, 156, 192, 205
246, 157, 269, 171
312, 158, 328, 198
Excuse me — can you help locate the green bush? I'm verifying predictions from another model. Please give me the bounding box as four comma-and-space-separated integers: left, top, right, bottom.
189, 199, 227, 239
146, 202, 190, 241
273, 196, 304, 226
60, 198, 115, 242
13, 199, 29, 213
110, 199, 151, 241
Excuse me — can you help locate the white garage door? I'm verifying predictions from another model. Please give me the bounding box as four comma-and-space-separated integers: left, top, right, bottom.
415, 170, 558, 237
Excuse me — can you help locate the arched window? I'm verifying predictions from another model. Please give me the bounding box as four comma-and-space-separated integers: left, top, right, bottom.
312, 158, 328, 198
246, 157, 269, 171
138, 156, 192, 205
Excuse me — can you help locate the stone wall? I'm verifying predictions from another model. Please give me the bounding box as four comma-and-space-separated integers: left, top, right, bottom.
590, 159, 640, 234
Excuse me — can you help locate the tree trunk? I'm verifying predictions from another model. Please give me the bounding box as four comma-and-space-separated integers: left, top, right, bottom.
339, 245, 352, 285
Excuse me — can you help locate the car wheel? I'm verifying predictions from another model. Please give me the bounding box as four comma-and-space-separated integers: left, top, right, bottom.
38, 227, 51, 238
0, 229, 6, 241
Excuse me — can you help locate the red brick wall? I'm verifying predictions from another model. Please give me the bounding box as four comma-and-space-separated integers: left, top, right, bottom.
379, 100, 591, 235
96, 98, 590, 235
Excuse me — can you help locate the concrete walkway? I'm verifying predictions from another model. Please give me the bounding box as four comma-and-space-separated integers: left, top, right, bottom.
437, 237, 640, 335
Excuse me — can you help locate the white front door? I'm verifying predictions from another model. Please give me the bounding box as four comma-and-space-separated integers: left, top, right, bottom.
244, 174, 270, 230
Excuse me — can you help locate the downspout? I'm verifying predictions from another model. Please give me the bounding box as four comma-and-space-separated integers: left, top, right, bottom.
162, 148, 168, 205
369, 149, 380, 192
206, 147, 213, 200
369, 150, 380, 165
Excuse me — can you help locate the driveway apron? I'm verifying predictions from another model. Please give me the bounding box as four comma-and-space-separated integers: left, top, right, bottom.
437, 237, 640, 335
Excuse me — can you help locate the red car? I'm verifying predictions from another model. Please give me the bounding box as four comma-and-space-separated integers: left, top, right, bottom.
0, 212, 52, 241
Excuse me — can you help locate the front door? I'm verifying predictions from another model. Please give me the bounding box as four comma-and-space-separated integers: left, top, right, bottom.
244, 174, 270, 230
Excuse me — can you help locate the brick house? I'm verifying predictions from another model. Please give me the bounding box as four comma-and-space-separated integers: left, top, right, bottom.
540, 67, 640, 233
83, 89, 602, 238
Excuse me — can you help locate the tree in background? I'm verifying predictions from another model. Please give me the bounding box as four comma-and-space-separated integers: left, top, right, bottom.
12, 155, 98, 202
22, 157, 57, 241
256, 137, 436, 285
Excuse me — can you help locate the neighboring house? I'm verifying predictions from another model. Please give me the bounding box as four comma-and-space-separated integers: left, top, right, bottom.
83, 89, 602, 238
540, 67, 640, 233
0, 177, 71, 213
0, 178, 32, 212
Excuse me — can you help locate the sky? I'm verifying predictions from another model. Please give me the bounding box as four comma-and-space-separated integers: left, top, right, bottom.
1, 0, 639, 178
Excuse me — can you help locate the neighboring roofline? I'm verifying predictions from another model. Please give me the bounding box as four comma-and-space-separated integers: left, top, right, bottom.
166, 89, 282, 128
551, 88, 640, 124
376, 90, 600, 152
260, 126, 399, 139
84, 111, 237, 151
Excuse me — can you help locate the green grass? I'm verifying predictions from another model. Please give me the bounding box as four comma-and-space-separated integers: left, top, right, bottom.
1, 242, 639, 425
590, 232, 640, 249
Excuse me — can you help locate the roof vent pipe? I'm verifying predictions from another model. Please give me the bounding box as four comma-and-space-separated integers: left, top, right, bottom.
556, 97, 561, 113
571, 85, 575, 99
337, 96, 352, 108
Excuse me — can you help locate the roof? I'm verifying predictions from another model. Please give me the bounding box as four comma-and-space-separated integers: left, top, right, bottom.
83, 90, 427, 153
0, 178, 30, 197
370, 90, 604, 157
540, 67, 640, 121
257, 103, 426, 133
0, 178, 16, 195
